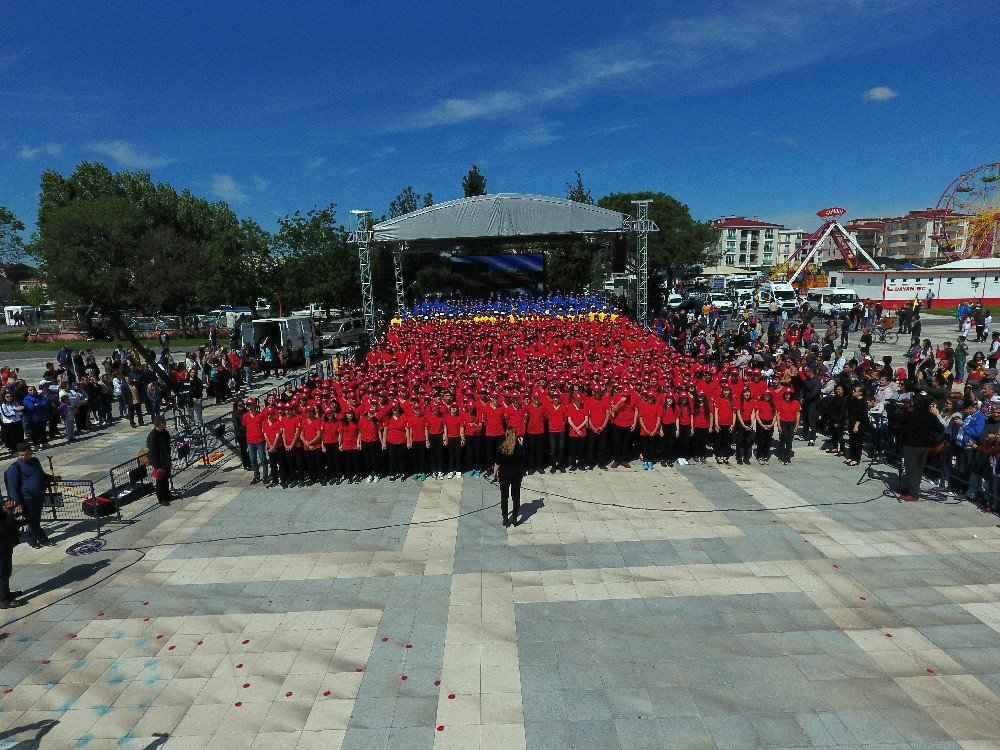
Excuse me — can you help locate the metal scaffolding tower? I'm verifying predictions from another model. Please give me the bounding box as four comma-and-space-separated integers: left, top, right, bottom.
349, 210, 376, 338
631, 200, 657, 328
392, 244, 406, 316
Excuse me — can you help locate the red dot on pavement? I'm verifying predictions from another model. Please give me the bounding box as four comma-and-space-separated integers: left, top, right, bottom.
42, 660, 50, 664
381, 637, 389, 642
401, 675, 408, 681
434, 680, 441, 686
885, 633, 893, 638
168, 645, 175, 651
927, 668, 935, 674
196, 641, 203, 646
242, 683, 250, 689
859, 596, 867, 601
234, 701, 242, 707
242, 639, 250, 645
436, 725, 444, 732
832, 564, 840, 569
405, 644, 412, 649
236, 664, 244, 669
69, 634, 77, 639
355, 667, 363, 673
97, 612, 105, 617
156, 635, 163, 640
142, 602, 149, 605
143, 618, 150, 622
3, 688, 12, 694
285, 691, 293, 697
448, 693, 456, 700
323, 690, 331, 697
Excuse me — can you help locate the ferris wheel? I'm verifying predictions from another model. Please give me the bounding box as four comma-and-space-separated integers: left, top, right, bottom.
935, 163, 1000, 258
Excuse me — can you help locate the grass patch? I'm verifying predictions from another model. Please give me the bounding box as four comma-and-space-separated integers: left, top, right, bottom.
0, 331, 212, 353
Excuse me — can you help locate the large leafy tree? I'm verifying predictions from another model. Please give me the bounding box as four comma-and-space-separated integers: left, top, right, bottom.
388, 186, 419, 219
597, 192, 715, 309
273, 203, 358, 313
0, 206, 25, 262
462, 165, 486, 197
545, 172, 600, 292
31, 162, 261, 317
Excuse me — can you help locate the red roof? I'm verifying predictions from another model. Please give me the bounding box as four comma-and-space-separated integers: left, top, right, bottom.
845, 219, 884, 230
883, 208, 966, 223
714, 216, 783, 229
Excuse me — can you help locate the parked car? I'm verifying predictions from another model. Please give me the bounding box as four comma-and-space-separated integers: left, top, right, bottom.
707, 292, 734, 312
323, 317, 365, 348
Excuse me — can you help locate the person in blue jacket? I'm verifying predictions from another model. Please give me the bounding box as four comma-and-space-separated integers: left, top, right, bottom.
4, 443, 59, 549
21, 385, 50, 447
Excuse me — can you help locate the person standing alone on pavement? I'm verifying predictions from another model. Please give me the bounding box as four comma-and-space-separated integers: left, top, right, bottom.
1, 495, 25, 607
146, 416, 174, 506
492, 427, 525, 528
4, 443, 60, 549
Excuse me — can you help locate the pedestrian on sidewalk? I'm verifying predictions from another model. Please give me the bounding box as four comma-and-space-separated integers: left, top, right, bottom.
146, 416, 174, 507
3, 443, 59, 549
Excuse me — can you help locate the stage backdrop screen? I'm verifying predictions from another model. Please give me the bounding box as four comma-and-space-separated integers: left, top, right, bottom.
448, 253, 544, 295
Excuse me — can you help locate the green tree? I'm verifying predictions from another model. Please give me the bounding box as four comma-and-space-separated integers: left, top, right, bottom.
389, 187, 419, 218
462, 165, 486, 197
422, 192, 434, 208
565, 171, 594, 205
597, 192, 715, 309
0, 206, 25, 262
273, 203, 358, 313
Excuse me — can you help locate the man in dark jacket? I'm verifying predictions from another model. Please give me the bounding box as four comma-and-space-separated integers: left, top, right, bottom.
4, 443, 59, 549
893, 397, 946, 501
146, 415, 173, 506
799, 366, 822, 446
1, 496, 24, 607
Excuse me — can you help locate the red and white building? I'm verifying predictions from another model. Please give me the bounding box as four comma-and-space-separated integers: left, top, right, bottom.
832, 258, 1000, 309
709, 217, 783, 270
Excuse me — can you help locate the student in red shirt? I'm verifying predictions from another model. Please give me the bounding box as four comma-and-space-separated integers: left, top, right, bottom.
442, 403, 465, 478
754, 390, 777, 464
774, 389, 801, 465
322, 408, 342, 484
480, 394, 505, 474
586, 387, 611, 468
463, 403, 484, 477
383, 404, 409, 479
566, 394, 589, 470
660, 394, 678, 467
525, 394, 547, 474
636, 391, 661, 470
504, 395, 528, 438
734, 386, 756, 465
241, 399, 268, 484
280, 404, 304, 486
609, 390, 637, 469
425, 403, 445, 478
299, 405, 324, 485
545, 388, 567, 473
408, 404, 430, 480
262, 407, 285, 488
359, 406, 382, 483
675, 393, 693, 465
690, 393, 714, 464
340, 411, 362, 481
713, 384, 735, 465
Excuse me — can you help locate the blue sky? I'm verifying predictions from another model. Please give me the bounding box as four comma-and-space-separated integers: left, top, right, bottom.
3, 1, 998, 240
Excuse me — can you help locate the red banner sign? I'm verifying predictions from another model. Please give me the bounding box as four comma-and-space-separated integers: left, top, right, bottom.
817, 207, 846, 218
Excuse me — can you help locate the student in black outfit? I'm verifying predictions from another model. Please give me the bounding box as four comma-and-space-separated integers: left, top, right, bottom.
492, 427, 525, 528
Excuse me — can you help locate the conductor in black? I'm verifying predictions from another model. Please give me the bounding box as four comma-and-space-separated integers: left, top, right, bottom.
493, 427, 525, 527
146, 415, 174, 506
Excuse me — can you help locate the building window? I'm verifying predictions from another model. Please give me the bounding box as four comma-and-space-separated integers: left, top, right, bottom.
762, 255, 773, 266
725, 255, 735, 265
726, 241, 736, 251
727, 229, 736, 239
764, 241, 773, 251
764, 228, 774, 239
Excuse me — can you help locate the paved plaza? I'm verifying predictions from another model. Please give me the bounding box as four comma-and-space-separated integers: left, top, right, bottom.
1, 418, 999, 750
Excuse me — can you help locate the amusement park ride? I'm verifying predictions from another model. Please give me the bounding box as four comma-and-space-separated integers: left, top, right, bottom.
768, 207, 881, 287
933, 162, 1000, 259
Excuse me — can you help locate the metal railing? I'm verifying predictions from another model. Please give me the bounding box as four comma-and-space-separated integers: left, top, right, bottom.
41, 478, 120, 536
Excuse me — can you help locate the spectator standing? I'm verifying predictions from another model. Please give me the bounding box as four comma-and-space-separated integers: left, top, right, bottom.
4, 443, 59, 549
242, 399, 268, 484
145, 415, 174, 506
1, 393, 25, 453
1, 495, 23, 607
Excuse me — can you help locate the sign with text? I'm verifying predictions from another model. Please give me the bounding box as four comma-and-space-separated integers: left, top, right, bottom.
817, 207, 847, 218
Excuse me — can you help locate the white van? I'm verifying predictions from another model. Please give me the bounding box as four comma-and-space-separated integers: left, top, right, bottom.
240, 316, 315, 364
806, 288, 861, 318
757, 282, 799, 313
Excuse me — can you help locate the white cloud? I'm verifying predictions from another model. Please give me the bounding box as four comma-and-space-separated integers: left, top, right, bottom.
862, 86, 899, 102
252, 175, 268, 191
86, 140, 169, 169
307, 156, 326, 170
391, 2, 899, 132
504, 122, 561, 149
17, 143, 61, 159
211, 174, 250, 203
769, 136, 798, 148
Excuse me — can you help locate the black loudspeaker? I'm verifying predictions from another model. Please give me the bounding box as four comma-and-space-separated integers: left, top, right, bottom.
356, 333, 371, 360
612, 239, 628, 273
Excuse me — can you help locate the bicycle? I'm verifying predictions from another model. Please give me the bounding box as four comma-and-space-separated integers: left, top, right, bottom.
873, 317, 899, 344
